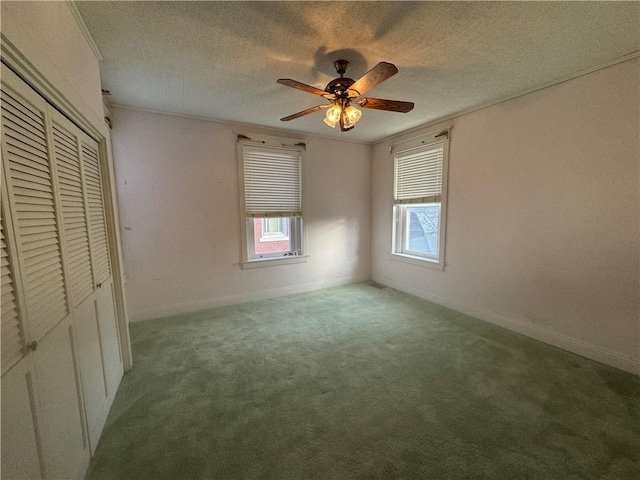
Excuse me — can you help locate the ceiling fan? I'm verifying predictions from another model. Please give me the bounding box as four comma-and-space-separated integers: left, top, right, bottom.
278, 60, 414, 132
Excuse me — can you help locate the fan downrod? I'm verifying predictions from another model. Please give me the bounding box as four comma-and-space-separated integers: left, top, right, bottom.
333, 60, 349, 76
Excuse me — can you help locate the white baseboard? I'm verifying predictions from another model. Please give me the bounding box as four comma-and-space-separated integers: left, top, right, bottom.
130, 275, 368, 322
373, 274, 640, 376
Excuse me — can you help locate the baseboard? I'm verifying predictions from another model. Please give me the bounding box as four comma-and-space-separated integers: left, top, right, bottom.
130, 275, 368, 322
373, 274, 640, 376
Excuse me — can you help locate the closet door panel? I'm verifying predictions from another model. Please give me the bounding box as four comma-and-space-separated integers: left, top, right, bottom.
50, 112, 94, 307
1, 357, 43, 480
35, 318, 88, 480
97, 279, 122, 390
1, 76, 68, 343
1, 193, 26, 375
81, 139, 111, 286
74, 296, 107, 451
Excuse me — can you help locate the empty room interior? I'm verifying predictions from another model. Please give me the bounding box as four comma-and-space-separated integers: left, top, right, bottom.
1, 1, 639, 479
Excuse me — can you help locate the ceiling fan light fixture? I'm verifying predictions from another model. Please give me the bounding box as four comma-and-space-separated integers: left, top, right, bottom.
324, 103, 342, 128
323, 116, 338, 128
344, 105, 362, 125
278, 60, 413, 132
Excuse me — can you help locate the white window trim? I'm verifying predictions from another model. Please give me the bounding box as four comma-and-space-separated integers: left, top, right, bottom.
390, 129, 450, 269
388, 253, 445, 271
237, 135, 307, 267
245, 216, 302, 259
259, 235, 289, 243
241, 254, 309, 269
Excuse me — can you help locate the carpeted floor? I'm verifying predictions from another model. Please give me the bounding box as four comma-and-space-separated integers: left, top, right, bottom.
86, 283, 639, 480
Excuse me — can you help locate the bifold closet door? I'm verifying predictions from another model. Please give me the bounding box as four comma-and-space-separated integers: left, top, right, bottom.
49, 107, 120, 451
1, 65, 89, 480
1, 186, 42, 479
1, 71, 68, 341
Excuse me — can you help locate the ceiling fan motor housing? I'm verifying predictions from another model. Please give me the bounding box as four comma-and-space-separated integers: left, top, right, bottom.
325, 77, 355, 97
326, 59, 357, 98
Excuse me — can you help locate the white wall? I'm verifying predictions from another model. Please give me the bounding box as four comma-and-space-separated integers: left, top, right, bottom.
1, 1, 104, 128
111, 108, 371, 321
372, 59, 639, 374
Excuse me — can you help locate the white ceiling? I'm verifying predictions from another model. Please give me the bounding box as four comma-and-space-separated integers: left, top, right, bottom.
76, 1, 639, 143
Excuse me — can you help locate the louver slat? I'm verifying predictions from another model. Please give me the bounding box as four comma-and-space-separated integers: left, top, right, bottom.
1, 204, 25, 374
81, 141, 110, 284
1, 86, 68, 341
52, 123, 94, 305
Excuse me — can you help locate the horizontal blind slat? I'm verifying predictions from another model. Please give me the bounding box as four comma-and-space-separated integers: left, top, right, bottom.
394, 144, 444, 202
243, 146, 301, 216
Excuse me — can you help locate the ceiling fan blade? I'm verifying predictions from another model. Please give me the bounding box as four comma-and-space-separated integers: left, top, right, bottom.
277, 78, 332, 98
280, 104, 328, 121
357, 97, 414, 113
348, 62, 398, 96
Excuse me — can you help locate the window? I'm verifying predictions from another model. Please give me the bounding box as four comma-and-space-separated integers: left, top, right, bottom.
262, 217, 288, 239
391, 132, 449, 268
238, 137, 305, 267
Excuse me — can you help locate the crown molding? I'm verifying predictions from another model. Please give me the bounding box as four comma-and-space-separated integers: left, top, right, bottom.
376, 51, 640, 146
66, 1, 103, 62
1, 34, 104, 140
108, 103, 372, 146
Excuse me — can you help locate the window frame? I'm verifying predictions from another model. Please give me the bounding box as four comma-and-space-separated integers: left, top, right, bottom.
247, 216, 300, 258
237, 134, 307, 268
260, 217, 289, 242
390, 130, 450, 270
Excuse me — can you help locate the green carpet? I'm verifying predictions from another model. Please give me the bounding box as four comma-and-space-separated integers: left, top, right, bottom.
86, 283, 639, 479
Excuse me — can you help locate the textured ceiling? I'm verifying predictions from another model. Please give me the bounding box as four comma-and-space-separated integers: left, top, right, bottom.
77, 1, 639, 143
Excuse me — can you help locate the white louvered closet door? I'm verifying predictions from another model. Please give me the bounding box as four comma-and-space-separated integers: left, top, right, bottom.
81, 137, 111, 287
1, 189, 26, 375
0, 78, 68, 343
50, 111, 94, 307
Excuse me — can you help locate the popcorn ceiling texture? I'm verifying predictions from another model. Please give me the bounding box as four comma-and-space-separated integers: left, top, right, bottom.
76, 1, 639, 143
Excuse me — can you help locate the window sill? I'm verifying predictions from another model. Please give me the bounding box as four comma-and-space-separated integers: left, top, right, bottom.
388, 253, 445, 271
259, 235, 289, 243
241, 255, 309, 269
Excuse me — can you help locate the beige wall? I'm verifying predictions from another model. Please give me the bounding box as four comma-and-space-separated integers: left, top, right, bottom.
1, 1, 104, 128
371, 59, 639, 374
111, 108, 372, 321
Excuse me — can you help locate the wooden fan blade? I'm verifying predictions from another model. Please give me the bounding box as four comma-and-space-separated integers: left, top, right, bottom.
357, 97, 414, 113
277, 78, 332, 97
349, 62, 398, 96
280, 104, 328, 121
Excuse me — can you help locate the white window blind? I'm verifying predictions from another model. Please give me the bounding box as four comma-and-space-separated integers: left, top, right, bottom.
242, 146, 302, 217
394, 143, 444, 204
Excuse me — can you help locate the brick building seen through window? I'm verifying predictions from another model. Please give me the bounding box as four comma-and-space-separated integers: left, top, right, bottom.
252, 217, 291, 255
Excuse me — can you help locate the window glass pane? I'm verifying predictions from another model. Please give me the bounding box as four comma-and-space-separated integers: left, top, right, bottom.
405, 205, 439, 256
254, 217, 291, 255
263, 217, 288, 236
